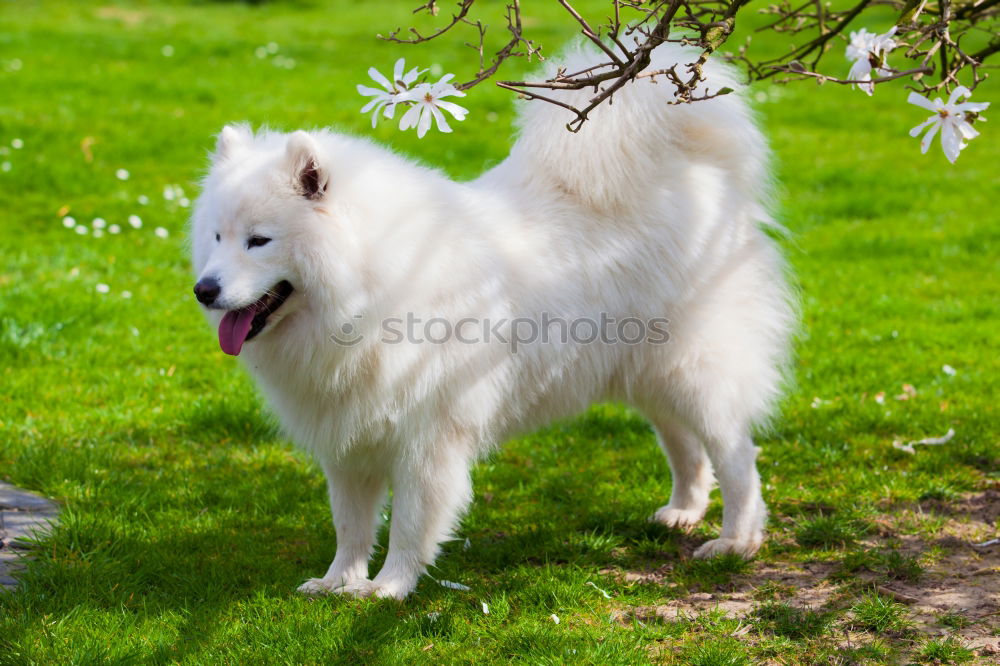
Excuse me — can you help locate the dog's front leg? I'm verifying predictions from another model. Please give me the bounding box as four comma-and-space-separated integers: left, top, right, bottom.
298, 462, 386, 597
366, 444, 475, 600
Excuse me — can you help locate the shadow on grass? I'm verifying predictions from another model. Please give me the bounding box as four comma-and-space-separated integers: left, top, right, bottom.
0, 404, 801, 658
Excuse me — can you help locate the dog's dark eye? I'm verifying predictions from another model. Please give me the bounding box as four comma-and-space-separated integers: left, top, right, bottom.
247, 235, 272, 249
215, 233, 220, 242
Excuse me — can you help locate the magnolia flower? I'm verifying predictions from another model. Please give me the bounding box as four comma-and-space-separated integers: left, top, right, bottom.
357, 58, 425, 128
908, 87, 990, 163
398, 75, 469, 138
845, 27, 896, 95
358, 61, 469, 137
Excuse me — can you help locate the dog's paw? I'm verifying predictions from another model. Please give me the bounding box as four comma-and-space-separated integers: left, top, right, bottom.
693, 536, 762, 559
337, 579, 383, 598
297, 578, 336, 596
297, 577, 373, 597
652, 504, 705, 530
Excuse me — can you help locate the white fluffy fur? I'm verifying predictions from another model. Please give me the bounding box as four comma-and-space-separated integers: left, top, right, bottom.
191, 44, 795, 600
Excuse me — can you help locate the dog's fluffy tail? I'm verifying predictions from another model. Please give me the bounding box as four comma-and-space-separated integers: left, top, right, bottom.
506, 43, 771, 221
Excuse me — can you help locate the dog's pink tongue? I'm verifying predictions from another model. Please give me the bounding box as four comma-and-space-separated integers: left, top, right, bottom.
218, 307, 257, 356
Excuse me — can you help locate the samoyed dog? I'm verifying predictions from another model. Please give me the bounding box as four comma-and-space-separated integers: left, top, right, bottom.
190, 44, 794, 600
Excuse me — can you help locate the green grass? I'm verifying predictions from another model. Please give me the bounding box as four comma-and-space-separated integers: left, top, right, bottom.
920, 637, 975, 664
851, 591, 913, 635
2, 1, 998, 663
751, 601, 832, 639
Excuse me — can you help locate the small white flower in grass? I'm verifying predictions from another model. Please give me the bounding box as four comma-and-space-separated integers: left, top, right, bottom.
93, 229, 104, 238
121, 291, 132, 299
108, 224, 121, 234
267, 42, 279, 54
942, 364, 957, 376
95, 283, 110, 294
129, 214, 142, 229
845, 27, 896, 96
358, 58, 425, 128
399, 76, 469, 138
550, 614, 560, 624
62, 216, 75, 229
11, 138, 23, 149
74, 225, 88, 235
137, 194, 149, 205
179, 197, 190, 208
163, 185, 176, 201
154, 226, 169, 239
1, 161, 10, 172
92, 217, 106, 229
908, 87, 989, 163
255, 46, 268, 59
161, 45, 174, 57
115, 168, 129, 181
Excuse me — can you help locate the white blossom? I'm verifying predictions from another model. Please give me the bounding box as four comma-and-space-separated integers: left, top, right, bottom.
11, 138, 23, 149
129, 214, 142, 229
62, 216, 76, 229
95, 283, 110, 294
154, 226, 169, 239
908, 87, 989, 163
357, 58, 425, 128
92, 217, 106, 229
845, 27, 896, 96
115, 168, 130, 181
108, 224, 121, 234
398, 75, 469, 138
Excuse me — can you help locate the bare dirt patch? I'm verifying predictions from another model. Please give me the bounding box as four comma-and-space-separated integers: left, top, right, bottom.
606, 490, 999, 658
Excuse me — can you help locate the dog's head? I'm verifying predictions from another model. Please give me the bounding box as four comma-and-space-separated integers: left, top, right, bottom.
191, 126, 341, 356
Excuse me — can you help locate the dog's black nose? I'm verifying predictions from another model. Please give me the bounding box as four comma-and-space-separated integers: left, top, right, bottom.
194, 277, 221, 305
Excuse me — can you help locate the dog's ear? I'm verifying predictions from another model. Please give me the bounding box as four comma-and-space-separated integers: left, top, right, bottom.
214, 124, 252, 161
285, 131, 328, 201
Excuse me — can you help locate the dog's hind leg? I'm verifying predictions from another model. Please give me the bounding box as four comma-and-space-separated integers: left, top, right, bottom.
691, 432, 766, 558
648, 418, 714, 530
647, 346, 772, 558
362, 441, 475, 600
298, 462, 387, 596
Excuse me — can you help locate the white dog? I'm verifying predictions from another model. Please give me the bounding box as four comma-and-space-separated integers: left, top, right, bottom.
190, 44, 794, 600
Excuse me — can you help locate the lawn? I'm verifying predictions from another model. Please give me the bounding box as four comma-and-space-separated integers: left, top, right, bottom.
1, 1, 998, 663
